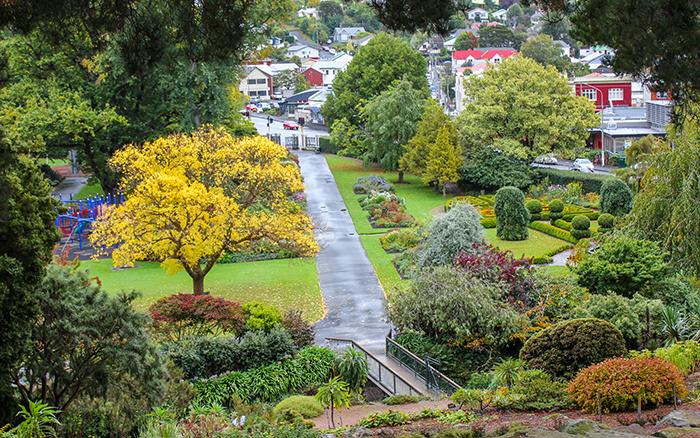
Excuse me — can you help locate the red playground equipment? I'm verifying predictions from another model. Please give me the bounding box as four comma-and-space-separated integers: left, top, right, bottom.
55, 193, 124, 252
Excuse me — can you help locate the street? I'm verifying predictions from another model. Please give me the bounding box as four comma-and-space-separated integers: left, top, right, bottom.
247, 112, 329, 138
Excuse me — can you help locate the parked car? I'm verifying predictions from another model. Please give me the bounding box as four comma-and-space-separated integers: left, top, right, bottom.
283, 121, 299, 130
273, 92, 283, 100
249, 96, 261, 104
245, 103, 258, 112
572, 158, 595, 173
259, 102, 272, 110
534, 153, 558, 165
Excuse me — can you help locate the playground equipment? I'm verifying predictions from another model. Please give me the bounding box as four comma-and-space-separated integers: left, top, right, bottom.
55, 193, 124, 252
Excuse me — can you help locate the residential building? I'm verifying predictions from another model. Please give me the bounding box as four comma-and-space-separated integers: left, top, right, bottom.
443, 29, 478, 52
300, 67, 324, 87
571, 73, 633, 109
332, 26, 365, 43
286, 45, 320, 59
294, 89, 332, 125
350, 34, 374, 50
451, 48, 518, 72
311, 52, 353, 86
418, 37, 444, 56
296, 7, 317, 18
467, 7, 489, 21
492, 9, 508, 22
279, 89, 320, 117
239, 63, 299, 101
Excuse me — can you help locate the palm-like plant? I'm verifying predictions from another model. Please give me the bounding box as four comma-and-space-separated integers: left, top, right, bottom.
335, 348, 369, 395
315, 376, 351, 429
659, 305, 690, 347
15, 401, 61, 438
491, 358, 526, 389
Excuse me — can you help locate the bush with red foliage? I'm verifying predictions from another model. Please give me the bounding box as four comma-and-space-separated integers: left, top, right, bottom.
369, 200, 415, 227
454, 241, 535, 306
568, 356, 687, 413
281, 309, 315, 349
149, 294, 247, 341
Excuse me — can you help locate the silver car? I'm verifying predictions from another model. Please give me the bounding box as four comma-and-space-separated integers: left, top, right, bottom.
572, 158, 595, 173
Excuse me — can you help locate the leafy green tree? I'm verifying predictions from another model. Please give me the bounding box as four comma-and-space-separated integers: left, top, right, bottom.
495, 186, 530, 241
520, 34, 572, 73
360, 78, 429, 182
367, 0, 458, 35
599, 178, 633, 216
322, 33, 428, 128
414, 202, 485, 270
315, 376, 351, 429
400, 102, 453, 179
318, 1, 344, 29
424, 125, 463, 197
478, 24, 527, 50
11, 261, 164, 414
330, 117, 366, 157
506, 4, 523, 27
454, 31, 478, 50
0, 133, 60, 422
460, 147, 537, 191
574, 233, 672, 297
458, 57, 598, 161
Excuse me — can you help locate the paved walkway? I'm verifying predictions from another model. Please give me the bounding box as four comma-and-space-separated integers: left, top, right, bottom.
296, 151, 391, 355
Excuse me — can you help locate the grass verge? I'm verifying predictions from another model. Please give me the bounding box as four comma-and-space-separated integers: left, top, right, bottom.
359, 235, 406, 298
485, 228, 570, 259
325, 155, 452, 235
80, 257, 324, 321
75, 183, 105, 200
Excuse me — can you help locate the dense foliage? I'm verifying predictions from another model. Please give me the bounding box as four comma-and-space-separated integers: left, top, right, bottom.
567, 357, 687, 412
570, 215, 591, 239
572, 293, 642, 349
520, 318, 627, 379
526, 200, 543, 221
536, 167, 613, 194
597, 213, 615, 233
574, 234, 671, 297
461, 148, 537, 192
600, 178, 633, 216
495, 186, 530, 241
273, 395, 324, 419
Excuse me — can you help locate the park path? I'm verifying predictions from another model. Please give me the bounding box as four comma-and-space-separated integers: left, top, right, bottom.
296, 151, 391, 354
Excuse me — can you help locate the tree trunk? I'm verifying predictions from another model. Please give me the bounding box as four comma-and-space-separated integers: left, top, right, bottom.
442, 183, 447, 198
193, 275, 205, 295
397, 170, 404, 184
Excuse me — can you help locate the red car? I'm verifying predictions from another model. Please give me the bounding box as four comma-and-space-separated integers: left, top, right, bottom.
283, 121, 299, 130
245, 103, 258, 112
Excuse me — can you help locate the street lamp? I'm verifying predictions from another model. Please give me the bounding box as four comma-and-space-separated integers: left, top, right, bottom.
576, 82, 608, 166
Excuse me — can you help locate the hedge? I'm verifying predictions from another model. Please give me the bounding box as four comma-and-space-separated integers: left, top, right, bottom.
536, 168, 613, 194
553, 219, 573, 231
531, 243, 574, 265
529, 221, 578, 244
318, 136, 339, 154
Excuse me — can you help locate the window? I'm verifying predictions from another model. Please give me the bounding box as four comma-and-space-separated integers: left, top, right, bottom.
656, 91, 668, 99
256, 78, 267, 85
258, 90, 267, 96
581, 88, 597, 101
608, 88, 623, 101
248, 79, 256, 85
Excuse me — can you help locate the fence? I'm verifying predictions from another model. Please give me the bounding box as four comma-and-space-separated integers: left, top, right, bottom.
385, 336, 462, 395
325, 338, 423, 397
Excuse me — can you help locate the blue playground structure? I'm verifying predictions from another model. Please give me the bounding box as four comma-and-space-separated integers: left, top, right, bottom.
55, 194, 124, 252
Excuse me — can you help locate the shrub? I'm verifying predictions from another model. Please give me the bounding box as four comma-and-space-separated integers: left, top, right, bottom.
536, 167, 614, 194
380, 227, 423, 252
193, 346, 336, 405
567, 357, 687, 412
525, 199, 543, 221
165, 335, 243, 379
383, 394, 421, 405
318, 136, 338, 154
414, 202, 485, 270
40, 164, 63, 186
240, 328, 296, 371
529, 221, 578, 244
630, 340, 700, 374
572, 294, 641, 349
597, 213, 615, 233
553, 219, 572, 231
353, 175, 394, 194
547, 199, 564, 223
570, 215, 591, 239
359, 190, 403, 210
273, 395, 324, 419
281, 309, 315, 349
507, 369, 572, 411
243, 302, 281, 331
150, 294, 247, 341
369, 200, 415, 227
495, 186, 530, 241
357, 410, 410, 428
520, 318, 627, 379
335, 348, 369, 395
600, 178, 633, 217
574, 234, 671, 297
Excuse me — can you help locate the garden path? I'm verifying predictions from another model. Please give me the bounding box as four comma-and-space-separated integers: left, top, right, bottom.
296, 151, 391, 355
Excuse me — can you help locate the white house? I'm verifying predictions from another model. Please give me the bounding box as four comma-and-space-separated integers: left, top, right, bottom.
312, 53, 353, 86
239, 64, 299, 101
467, 8, 489, 21
296, 7, 317, 18
332, 27, 365, 43
492, 9, 508, 22
286, 45, 320, 59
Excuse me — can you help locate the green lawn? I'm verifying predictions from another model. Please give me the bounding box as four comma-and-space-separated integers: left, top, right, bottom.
325, 155, 452, 235
485, 228, 571, 258
75, 183, 105, 200
360, 235, 406, 298
80, 257, 324, 321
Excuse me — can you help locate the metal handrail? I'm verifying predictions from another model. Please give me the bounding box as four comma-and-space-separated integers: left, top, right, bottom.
385, 336, 462, 395
325, 337, 422, 396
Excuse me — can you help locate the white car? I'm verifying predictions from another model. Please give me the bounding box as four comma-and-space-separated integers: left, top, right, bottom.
534, 153, 558, 165
572, 158, 595, 173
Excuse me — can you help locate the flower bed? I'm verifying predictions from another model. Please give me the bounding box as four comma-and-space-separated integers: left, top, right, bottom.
360, 190, 415, 228
353, 174, 394, 194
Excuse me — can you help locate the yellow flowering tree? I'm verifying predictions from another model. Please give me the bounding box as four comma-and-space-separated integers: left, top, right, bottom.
90, 127, 319, 295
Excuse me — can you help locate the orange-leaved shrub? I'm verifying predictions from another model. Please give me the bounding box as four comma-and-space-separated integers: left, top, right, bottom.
567, 357, 687, 413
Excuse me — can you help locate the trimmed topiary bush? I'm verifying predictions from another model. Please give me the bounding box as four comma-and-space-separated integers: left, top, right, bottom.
520, 318, 627, 379
547, 199, 565, 224
495, 186, 530, 241
600, 178, 633, 217
570, 214, 591, 239
273, 395, 324, 419
567, 357, 687, 413
526, 199, 543, 221
598, 213, 615, 233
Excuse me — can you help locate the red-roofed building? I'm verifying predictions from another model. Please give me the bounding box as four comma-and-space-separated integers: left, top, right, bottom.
300, 67, 324, 87
451, 48, 518, 72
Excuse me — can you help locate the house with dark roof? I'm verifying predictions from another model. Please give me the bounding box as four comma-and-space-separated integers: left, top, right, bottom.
332, 26, 365, 43
279, 89, 320, 117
